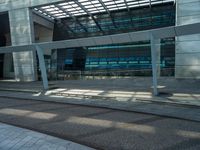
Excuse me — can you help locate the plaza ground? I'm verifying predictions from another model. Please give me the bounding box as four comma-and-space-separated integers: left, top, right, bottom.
0, 77, 199, 149
0, 122, 93, 150
0, 97, 199, 150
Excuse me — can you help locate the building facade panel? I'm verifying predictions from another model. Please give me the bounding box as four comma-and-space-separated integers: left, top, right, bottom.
9, 8, 37, 81
2, 0, 200, 80
175, 0, 200, 78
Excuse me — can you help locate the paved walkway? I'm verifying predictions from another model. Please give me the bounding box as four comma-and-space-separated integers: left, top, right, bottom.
0, 97, 199, 150
0, 122, 94, 150
0, 77, 200, 106
0, 78, 199, 122
0, 90, 199, 122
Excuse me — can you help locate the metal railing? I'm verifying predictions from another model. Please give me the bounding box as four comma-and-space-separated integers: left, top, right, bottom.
56, 68, 174, 80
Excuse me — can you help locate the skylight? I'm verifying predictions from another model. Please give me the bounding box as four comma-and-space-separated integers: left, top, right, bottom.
33, 0, 175, 20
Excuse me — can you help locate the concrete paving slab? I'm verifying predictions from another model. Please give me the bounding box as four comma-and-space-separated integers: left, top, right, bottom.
0, 77, 199, 106
0, 122, 94, 150
0, 97, 199, 150
0, 90, 199, 122
0, 77, 199, 122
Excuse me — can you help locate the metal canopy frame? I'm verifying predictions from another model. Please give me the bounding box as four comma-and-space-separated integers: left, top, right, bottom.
33, 0, 175, 37
1, 22, 199, 95
33, 0, 175, 19
74, 0, 103, 32
98, 0, 117, 29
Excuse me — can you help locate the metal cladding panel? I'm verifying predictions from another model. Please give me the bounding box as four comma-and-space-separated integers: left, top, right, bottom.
176, 53, 200, 66
77, 38, 96, 47
93, 36, 113, 45
39, 41, 56, 49
1, 23, 200, 53
41, 39, 81, 49
129, 31, 150, 42
175, 23, 200, 36
0, 45, 35, 54
176, 41, 200, 53
175, 66, 200, 79
153, 26, 176, 39
110, 33, 132, 44
61, 39, 81, 48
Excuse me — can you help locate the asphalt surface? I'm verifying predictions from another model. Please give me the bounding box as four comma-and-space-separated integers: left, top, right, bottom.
0, 97, 199, 150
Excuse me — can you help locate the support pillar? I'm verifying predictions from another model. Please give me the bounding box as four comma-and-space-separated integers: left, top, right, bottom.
151, 34, 159, 96
9, 8, 37, 81
35, 45, 49, 90
156, 39, 161, 77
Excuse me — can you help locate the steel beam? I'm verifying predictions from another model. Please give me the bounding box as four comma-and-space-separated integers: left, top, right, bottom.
1, 23, 200, 54
74, 0, 103, 33
149, 0, 152, 8
98, 0, 117, 29
1, 22, 200, 93
124, 0, 130, 12
55, 4, 88, 32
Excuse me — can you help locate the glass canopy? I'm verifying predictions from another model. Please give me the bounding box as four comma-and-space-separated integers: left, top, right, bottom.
34, 0, 175, 20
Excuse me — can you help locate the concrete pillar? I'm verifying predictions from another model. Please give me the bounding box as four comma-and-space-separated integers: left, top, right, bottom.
175, 0, 200, 79
9, 8, 37, 81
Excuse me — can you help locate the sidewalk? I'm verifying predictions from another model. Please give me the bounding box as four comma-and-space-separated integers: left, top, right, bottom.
0, 77, 199, 122
0, 122, 94, 150
0, 90, 199, 122
0, 77, 199, 106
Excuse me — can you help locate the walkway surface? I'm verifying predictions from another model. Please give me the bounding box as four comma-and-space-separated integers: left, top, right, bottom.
0, 77, 200, 106
0, 97, 199, 150
0, 78, 200, 121
0, 122, 94, 150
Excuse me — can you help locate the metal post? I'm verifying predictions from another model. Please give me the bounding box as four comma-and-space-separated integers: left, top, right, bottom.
151, 34, 158, 96
35, 45, 49, 90
156, 39, 161, 77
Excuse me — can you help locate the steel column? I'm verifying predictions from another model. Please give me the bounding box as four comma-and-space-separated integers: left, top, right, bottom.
151, 34, 159, 96
35, 45, 49, 90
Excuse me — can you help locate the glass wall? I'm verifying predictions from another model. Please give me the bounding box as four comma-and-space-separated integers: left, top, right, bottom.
0, 12, 12, 79
53, 4, 175, 40
53, 38, 175, 79
86, 39, 175, 73
51, 3, 175, 79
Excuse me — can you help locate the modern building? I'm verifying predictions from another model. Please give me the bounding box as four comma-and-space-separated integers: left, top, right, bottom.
0, 0, 200, 81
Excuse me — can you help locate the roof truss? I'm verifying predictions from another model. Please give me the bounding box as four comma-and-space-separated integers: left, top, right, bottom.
33, 0, 175, 20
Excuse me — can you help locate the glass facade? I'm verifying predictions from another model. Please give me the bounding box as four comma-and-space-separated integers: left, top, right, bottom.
0, 13, 10, 78
34, 0, 175, 20
55, 38, 175, 78
53, 4, 175, 40
48, 2, 176, 78
85, 39, 175, 71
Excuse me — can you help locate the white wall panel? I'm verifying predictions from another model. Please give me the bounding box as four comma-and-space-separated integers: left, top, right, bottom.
9, 8, 37, 81
175, 0, 200, 78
